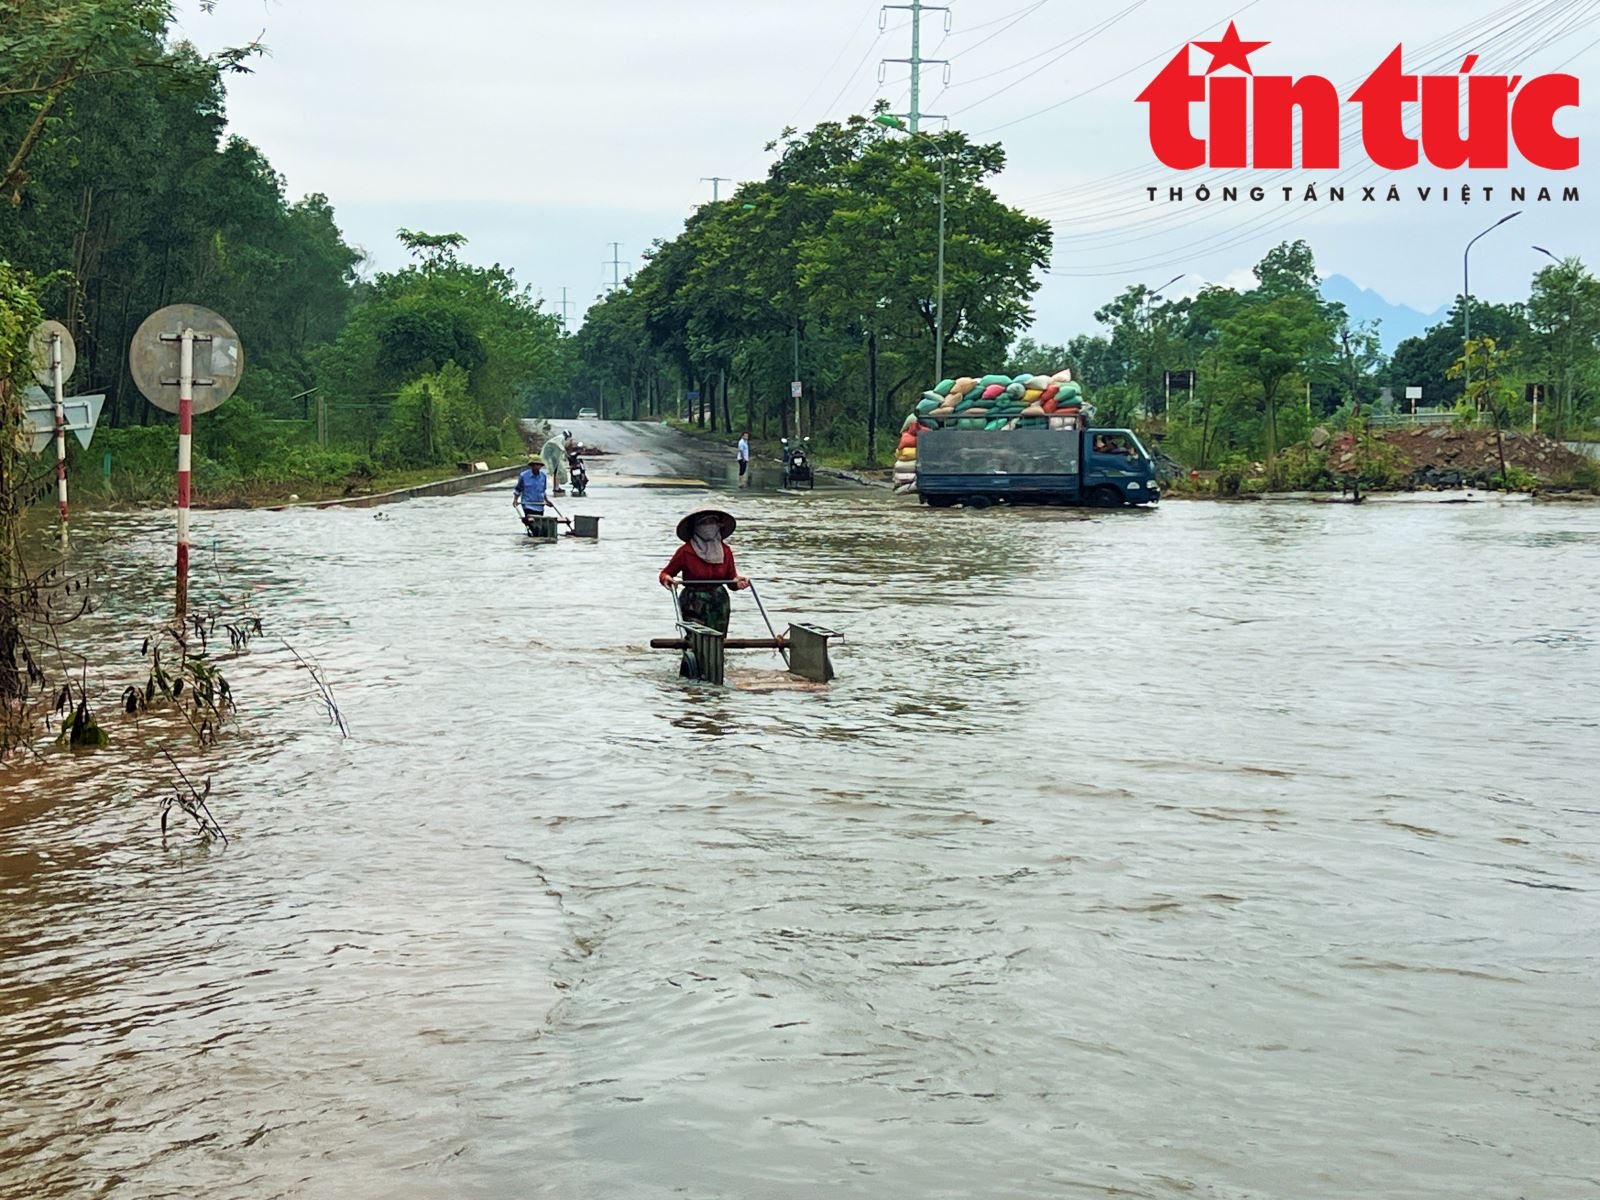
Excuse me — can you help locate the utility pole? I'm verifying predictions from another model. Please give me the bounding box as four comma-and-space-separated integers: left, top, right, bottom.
557, 287, 574, 333
881, 0, 950, 132
701, 176, 730, 201
605, 243, 626, 292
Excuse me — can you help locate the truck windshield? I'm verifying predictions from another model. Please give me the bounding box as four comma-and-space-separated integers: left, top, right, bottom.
1090, 432, 1144, 459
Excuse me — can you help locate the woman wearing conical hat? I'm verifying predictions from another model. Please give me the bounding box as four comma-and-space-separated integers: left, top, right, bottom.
658, 508, 750, 636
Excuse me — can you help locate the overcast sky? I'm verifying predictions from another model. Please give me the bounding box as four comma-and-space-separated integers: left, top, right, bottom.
173, 0, 1597, 341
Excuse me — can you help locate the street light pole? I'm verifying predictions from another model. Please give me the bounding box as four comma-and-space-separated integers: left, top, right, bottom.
1462, 211, 1521, 411
1145, 273, 1184, 416
875, 113, 946, 382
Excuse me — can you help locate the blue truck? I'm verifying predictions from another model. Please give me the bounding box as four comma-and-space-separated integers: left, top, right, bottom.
915, 424, 1159, 508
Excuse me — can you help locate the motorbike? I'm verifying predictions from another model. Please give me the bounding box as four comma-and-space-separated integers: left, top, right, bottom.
781, 437, 814, 490
568, 449, 589, 497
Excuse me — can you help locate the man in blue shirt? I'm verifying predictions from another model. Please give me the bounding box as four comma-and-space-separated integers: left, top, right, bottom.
737, 431, 750, 488
513, 457, 548, 530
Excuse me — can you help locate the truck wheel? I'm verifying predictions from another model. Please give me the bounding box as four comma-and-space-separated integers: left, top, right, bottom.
965, 495, 993, 510
925, 495, 956, 508
1089, 486, 1123, 508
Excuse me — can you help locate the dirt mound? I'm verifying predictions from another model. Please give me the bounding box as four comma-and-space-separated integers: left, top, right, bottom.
1332, 426, 1591, 484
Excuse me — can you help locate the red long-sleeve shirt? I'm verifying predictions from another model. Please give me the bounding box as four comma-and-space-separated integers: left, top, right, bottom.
662, 543, 738, 584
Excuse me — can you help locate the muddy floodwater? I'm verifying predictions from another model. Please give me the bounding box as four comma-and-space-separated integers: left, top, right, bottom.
3, 441, 1598, 1198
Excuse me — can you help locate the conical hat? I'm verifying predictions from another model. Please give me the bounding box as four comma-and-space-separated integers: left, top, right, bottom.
676, 509, 737, 542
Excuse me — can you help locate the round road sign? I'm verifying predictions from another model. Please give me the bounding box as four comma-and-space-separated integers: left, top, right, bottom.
30, 320, 76, 388
129, 303, 245, 415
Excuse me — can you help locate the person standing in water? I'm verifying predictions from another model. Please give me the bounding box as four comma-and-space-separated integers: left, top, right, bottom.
658, 508, 750, 636
737, 431, 750, 489
541, 432, 570, 495
512, 456, 548, 528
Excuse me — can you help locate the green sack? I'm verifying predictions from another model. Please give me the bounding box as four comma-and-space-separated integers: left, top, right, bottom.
916, 397, 941, 415
984, 418, 1009, 430
957, 417, 985, 429
902, 414, 919, 432
1011, 373, 1033, 386
933, 378, 956, 396
1003, 382, 1027, 401
978, 373, 1011, 388
1016, 416, 1048, 428
1059, 381, 1084, 401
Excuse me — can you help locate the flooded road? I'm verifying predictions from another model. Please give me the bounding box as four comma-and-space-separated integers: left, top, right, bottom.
3, 426, 1599, 1198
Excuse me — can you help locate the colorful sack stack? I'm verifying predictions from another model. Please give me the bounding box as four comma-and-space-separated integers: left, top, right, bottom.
894, 368, 1096, 491
895, 380, 954, 491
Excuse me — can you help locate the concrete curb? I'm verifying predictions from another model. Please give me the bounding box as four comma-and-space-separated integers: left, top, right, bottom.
265, 465, 523, 511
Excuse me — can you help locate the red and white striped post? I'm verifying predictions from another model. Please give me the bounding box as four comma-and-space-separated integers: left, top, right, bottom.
49, 332, 68, 546
176, 328, 195, 620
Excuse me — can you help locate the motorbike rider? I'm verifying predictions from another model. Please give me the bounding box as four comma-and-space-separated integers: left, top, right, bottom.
566, 435, 588, 495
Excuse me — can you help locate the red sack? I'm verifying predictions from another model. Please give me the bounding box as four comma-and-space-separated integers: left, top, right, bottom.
1042, 397, 1060, 414
898, 431, 918, 450
981, 383, 1006, 401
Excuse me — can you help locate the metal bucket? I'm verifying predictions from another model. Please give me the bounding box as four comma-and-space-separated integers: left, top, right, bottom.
678, 621, 725, 685
523, 515, 559, 542
571, 514, 601, 539
786, 623, 840, 683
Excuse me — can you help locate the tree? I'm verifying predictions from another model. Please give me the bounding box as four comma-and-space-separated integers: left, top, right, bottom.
1526, 257, 1600, 435
1448, 336, 1518, 486
1253, 239, 1320, 298
1217, 292, 1334, 458
397, 229, 467, 273
1007, 336, 1071, 376
0, 262, 45, 700
0, 0, 256, 201
615, 112, 1050, 459
310, 235, 560, 461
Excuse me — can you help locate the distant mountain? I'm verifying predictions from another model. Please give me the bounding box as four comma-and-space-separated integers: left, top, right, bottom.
1319, 275, 1451, 353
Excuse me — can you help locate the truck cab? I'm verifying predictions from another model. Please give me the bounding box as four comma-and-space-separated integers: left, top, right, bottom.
1083, 429, 1159, 506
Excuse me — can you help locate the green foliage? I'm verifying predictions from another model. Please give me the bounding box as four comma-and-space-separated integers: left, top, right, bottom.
0, 0, 258, 201
397, 229, 468, 271
376, 363, 492, 467
1550, 457, 1600, 491
1497, 465, 1541, 492
565, 109, 1051, 452
1, 261, 45, 610
1447, 336, 1518, 416
1006, 336, 1071, 377
1525, 256, 1600, 436
313, 242, 561, 462
1062, 238, 1598, 483
1264, 445, 1334, 491
1390, 299, 1529, 409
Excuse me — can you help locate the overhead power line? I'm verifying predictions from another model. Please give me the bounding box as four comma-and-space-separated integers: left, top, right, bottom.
975, 0, 1265, 135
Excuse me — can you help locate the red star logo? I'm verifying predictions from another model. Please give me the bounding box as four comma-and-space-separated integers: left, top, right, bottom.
1192, 21, 1269, 75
